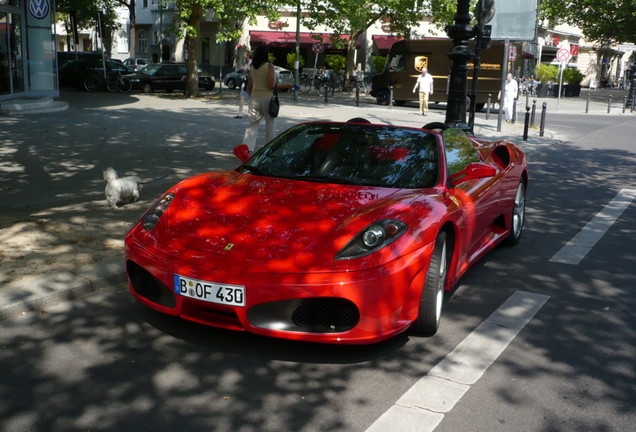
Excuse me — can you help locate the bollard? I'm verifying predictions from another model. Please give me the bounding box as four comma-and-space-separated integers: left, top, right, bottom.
389, 86, 394, 108
324, 83, 329, 104
585, 93, 590, 113
486, 93, 491, 120
531, 99, 537, 126
539, 102, 547, 137
523, 105, 530, 141
512, 98, 517, 124
355, 81, 360, 107
607, 95, 612, 113
623, 95, 627, 114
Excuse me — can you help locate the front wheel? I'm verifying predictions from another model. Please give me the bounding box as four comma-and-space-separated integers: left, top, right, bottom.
412, 231, 448, 335
226, 78, 236, 89
142, 82, 153, 94
503, 180, 526, 246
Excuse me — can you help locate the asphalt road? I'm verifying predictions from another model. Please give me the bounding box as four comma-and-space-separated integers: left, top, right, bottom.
1, 97, 634, 432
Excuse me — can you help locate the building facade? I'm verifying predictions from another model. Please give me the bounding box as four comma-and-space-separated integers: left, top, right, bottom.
1, 0, 58, 101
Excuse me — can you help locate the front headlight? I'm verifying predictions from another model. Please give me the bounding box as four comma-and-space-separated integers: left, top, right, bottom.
142, 193, 174, 231
335, 219, 407, 260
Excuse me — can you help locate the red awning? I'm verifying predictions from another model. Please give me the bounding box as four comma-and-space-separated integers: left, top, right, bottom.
373, 35, 402, 51
249, 31, 353, 48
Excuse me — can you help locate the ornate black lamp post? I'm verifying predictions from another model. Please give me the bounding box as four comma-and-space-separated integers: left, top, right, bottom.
444, 0, 475, 131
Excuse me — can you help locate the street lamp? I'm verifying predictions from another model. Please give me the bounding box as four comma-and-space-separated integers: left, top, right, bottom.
444, 0, 476, 131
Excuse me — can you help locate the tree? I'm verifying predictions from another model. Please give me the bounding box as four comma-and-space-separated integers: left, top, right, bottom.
175, 0, 284, 97
539, 0, 636, 44
302, 0, 425, 80
114, 0, 137, 58
301, 0, 467, 80
56, 0, 119, 54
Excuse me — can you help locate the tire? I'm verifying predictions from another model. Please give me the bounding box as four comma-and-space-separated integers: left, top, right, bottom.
117, 77, 132, 93
106, 79, 118, 92
412, 232, 448, 335
318, 82, 329, 95
83, 77, 99, 92
226, 78, 236, 89
142, 82, 153, 94
376, 88, 390, 105
503, 180, 526, 246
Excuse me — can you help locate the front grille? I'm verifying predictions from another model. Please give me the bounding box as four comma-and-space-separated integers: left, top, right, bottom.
291, 298, 359, 332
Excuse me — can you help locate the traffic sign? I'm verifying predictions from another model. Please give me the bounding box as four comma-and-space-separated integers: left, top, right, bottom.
508, 45, 517, 61
557, 48, 571, 63
312, 42, 324, 54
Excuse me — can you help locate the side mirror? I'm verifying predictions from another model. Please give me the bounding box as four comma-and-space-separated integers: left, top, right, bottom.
449, 162, 496, 186
233, 144, 251, 162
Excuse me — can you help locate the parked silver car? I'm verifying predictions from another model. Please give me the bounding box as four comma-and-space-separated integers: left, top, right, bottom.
223, 66, 294, 89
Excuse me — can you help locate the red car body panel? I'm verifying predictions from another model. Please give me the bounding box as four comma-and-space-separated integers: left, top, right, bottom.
125, 122, 527, 344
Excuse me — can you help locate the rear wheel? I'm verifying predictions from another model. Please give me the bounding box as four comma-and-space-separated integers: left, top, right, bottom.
117, 77, 132, 93
412, 231, 448, 335
504, 180, 526, 246
83, 77, 99, 92
376, 88, 390, 105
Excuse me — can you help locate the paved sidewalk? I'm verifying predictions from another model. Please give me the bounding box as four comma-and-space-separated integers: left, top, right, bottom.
0, 86, 631, 319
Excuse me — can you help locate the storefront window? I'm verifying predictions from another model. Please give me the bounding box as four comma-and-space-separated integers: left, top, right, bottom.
0, 12, 23, 95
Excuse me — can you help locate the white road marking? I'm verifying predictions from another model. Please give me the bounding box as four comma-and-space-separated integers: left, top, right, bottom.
365, 291, 549, 432
550, 188, 636, 265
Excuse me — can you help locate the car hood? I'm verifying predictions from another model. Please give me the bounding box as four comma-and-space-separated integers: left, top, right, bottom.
157, 171, 435, 270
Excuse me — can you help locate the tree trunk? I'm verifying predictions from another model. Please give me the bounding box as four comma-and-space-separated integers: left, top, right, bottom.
184, 3, 202, 97
345, 36, 357, 82
129, 1, 136, 59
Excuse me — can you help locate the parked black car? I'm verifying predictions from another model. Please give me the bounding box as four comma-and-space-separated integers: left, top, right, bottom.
58, 58, 132, 91
125, 63, 215, 93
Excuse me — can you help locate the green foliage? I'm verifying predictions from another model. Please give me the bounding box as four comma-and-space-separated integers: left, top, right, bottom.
325, 54, 347, 73
539, 0, 636, 43
286, 53, 305, 70
371, 56, 387, 73
563, 68, 584, 85
535, 64, 559, 84
268, 53, 277, 64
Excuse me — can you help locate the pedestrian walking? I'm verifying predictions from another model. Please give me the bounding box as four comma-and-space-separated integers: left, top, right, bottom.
412, 67, 434, 116
498, 73, 519, 122
242, 45, 297, 152
235, 51, 252, 119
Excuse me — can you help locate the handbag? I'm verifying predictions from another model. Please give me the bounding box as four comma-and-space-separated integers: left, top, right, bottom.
268, 88, 280, 118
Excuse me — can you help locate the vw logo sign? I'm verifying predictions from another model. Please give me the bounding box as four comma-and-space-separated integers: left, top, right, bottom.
29, 0, 50, 20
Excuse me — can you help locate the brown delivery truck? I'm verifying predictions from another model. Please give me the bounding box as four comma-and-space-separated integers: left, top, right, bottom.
370, 38, 504, 110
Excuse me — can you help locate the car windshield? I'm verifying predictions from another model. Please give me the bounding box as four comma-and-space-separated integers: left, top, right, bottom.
242, 123, 440, 188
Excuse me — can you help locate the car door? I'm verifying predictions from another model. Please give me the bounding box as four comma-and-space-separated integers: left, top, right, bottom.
443, 129, 501, 261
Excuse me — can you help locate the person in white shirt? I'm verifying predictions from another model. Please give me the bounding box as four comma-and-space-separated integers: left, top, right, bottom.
412, 67, 434, 116
498, 73, 519, 122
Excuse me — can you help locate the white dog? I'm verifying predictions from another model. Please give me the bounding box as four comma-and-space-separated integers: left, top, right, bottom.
103, 167, 142, 209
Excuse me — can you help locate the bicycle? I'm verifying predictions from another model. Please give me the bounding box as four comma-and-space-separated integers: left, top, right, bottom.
106, 71, 133, 93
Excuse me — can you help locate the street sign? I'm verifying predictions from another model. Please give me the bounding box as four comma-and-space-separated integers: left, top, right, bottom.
312, 42, 324, 54
508, 45, 517, 61
557, 48, 571, 63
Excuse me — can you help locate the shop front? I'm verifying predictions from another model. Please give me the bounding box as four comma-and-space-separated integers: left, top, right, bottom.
0, 0, 57, 101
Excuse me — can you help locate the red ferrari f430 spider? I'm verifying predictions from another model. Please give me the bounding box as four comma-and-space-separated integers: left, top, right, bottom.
125, 120, 527, 344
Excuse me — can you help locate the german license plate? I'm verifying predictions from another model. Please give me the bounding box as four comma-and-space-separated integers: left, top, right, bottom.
174, 274, 245, 307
